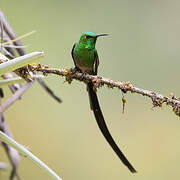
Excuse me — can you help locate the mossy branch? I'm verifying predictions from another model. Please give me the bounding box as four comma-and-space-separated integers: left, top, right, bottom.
30, 64, 180, 117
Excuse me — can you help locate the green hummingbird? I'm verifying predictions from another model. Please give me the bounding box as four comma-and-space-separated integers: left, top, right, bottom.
71, 32, 136, 173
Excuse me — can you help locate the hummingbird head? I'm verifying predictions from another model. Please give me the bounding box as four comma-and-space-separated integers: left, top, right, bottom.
79, 32, 108, 49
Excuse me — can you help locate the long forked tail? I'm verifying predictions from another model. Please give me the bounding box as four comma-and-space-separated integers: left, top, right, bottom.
87, 82, 137, 173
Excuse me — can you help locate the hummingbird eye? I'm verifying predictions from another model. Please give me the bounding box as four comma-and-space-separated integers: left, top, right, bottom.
85, 35, 91, 39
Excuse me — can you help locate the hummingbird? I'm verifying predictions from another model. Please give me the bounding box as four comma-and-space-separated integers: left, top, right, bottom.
71, 32, 136, 173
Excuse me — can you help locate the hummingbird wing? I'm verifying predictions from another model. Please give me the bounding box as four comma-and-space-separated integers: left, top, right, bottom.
94, 49, 99, 75
87, 81, 137, 173
71, 43, 77, 67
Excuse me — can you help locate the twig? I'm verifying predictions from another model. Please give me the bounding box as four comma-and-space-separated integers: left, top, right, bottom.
0, 162, 8, 170
31, 65, 180, 117
2, 72, 22, 94
0, 10, 26, 56
0, 82, 33, 113
36, 78, 62, 103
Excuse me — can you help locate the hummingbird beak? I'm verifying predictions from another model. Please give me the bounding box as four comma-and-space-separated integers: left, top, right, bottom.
96, 33, 108, 37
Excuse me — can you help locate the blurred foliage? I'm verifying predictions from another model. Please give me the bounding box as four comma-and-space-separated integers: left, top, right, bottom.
1, 0, 180, 179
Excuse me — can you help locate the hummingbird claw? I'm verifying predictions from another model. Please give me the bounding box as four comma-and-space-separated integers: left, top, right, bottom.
71, 67, 86, 80
80, 72, 86, 80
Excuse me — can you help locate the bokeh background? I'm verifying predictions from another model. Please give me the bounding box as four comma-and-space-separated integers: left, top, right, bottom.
1, 0, 180, 179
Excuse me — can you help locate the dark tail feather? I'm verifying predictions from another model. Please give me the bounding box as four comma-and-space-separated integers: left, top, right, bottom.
87, 82, 137, 173
0, 88, 4, 98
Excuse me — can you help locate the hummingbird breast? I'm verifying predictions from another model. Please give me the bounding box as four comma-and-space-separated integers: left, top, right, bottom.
74, 45, 95, 74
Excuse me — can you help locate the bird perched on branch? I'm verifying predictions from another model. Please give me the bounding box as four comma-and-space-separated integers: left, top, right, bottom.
71, 32, 136, 173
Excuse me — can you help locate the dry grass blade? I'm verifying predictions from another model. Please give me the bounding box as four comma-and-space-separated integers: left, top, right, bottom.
1, 31, 35, 46
0, 77, 25, 86
0, 130, 62, 180
0, 52, 44, 76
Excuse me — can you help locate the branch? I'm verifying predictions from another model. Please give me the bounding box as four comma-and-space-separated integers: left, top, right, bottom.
0, 82, 33, 113
31, 64, 180, 117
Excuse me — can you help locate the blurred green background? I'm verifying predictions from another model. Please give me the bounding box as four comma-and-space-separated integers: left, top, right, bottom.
1, 0, 180, 179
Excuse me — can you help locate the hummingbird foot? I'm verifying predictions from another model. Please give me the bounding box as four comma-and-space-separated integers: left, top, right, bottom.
80, 72, 86, 80
71, 66, 86, 80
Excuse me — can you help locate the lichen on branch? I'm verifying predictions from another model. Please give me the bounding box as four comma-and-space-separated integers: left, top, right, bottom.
30, 64, 180, 117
